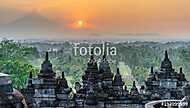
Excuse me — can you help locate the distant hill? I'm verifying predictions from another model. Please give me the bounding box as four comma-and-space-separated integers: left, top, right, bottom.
0, 12, 99, 40
0, 12, 61, 33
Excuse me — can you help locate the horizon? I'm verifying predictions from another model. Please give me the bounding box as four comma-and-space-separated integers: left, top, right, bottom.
2, 36, 190, 43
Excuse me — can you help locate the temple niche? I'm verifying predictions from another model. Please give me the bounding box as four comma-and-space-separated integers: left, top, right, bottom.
145, 50, 188, 100
22, 52, 72, 108
0, 73, 24, 108
22, 50, 189, 108
179, 83, 190, 108
74, 53, 142, 108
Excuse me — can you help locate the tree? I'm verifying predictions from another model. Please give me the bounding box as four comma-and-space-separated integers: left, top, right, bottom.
0, 39, 38, 89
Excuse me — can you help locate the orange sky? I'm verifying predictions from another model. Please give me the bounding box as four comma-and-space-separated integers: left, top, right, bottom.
1, 0, 190, 37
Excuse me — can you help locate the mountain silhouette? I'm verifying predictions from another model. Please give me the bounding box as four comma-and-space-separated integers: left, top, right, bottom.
0, 12, 61, 33
0, 12, 99, 39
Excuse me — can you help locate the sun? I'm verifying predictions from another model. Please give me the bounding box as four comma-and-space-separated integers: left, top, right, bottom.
72, 20, 88, 29
78, 20, 83, 26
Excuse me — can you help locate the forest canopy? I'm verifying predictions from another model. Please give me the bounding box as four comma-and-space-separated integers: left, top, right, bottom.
0, 39, 190, 89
